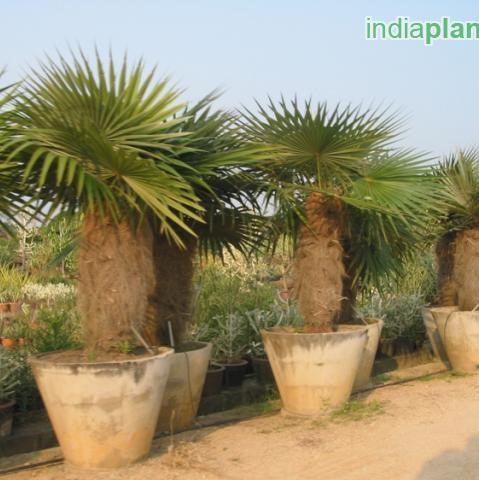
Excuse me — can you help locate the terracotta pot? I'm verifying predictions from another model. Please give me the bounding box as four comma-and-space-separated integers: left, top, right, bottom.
432, 308, 479, 373
30, 348, 173, 469
156, 342, 212, 433
0, 400, 15, 437
352, 319, 384, 391
261, 327, 367, 417
202, 363, 225, 397
0, 302, 21, 314
1, 338, 15, 349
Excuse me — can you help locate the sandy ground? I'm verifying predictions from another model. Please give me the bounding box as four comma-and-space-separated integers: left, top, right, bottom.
6, 372, 479, 480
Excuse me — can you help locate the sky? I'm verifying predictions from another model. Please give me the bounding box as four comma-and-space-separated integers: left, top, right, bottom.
1, 0, 478, 157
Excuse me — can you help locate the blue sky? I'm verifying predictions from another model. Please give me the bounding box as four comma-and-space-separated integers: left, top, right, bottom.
1, 0, 478, 156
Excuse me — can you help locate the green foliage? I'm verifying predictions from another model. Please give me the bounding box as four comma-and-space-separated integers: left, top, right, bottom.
358, 251, 437, 346
435, 148, 479, 235
28, 214, 80, 277
208, 312, 248, 363
8, 50, 205, 246
0, 265, 29, 303
193, 255, 277, 328
331, 399, 385, 423
359, 293, 426, 346
1, 348, 39, 412
240, 98, 438, 291
114, 340, 135, 354
0, 235, 18, 265
0, 348, 20, 403
26, 306, 82, 353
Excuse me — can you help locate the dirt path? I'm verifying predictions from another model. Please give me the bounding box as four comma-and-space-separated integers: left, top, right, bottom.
6, 372, 479, 480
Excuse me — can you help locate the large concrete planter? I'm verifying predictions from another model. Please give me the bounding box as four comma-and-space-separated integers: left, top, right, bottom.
30, 347, 173, 469
432, 309, 479, 373
261, 327, 368, 416
423, 306, 456, 366
353, 319, 384, 391
157, 342, 212, 433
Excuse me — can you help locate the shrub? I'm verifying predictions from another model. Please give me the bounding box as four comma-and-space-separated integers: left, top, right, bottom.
0, 348, 21, 404
27, 307, 82, 353
0, 265, 30, 303
358, 293, 426, 347
193, 254, 277, 331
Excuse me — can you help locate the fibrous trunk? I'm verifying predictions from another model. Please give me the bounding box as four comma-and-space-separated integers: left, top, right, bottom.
337, 255, 357, 324
454, 228, 479, 310
143, 233, 196, 346
291, 193, 345, 331
435, 233, 457, 306
78, 212, 155, 351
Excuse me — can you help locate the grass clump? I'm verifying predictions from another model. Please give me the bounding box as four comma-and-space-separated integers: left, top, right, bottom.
331, 399, 385, 423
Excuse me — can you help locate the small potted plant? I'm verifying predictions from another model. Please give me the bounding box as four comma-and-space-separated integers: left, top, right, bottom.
201, 362, 225, 397
0, 266, 28, 314
0, 349, 20, 437
212, 313, 248, 387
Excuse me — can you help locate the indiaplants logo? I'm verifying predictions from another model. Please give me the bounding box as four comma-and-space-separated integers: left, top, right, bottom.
365, 16, 479, 46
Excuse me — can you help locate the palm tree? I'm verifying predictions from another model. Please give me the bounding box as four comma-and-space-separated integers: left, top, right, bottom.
240, 98, 436, 331
434, 149, 479, 310
144, 93, 266, 344
5, 52, 205, 351
0, 81, 32, 234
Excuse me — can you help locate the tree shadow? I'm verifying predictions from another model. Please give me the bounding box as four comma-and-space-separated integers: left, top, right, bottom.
416, 436, 479, 479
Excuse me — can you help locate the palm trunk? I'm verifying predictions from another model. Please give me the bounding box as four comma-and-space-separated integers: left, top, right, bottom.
435, 233, 457, 306
337, 256, 357, 324
291, 193, 345, 331
142, 232, 196, 346
78, 212, 155, 351
454, 228, 479, 310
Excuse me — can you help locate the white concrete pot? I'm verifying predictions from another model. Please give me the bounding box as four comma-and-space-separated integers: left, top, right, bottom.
423, 306, 456, 366
261, 327, 368, 416
30, 347, 173, 469
352, 319, 384, 391
157, 341, 212, 433
432, 308, 479, 373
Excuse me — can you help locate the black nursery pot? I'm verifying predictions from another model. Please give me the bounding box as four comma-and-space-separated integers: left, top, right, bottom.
202, 363, 225, 397
252, 356, 275, 385
216, 359, 248, 387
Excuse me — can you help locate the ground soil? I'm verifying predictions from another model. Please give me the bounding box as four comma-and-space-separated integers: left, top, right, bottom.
6, 372, 479, 480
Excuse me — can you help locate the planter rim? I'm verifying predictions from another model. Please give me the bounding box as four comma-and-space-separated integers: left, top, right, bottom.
429, 305, 459, 311
208, 362, 226, 372
29, 346, 173, 368
261, 327, 368, 339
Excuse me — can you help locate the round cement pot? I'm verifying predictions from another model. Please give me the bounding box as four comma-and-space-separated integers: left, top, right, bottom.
432, 309, 479, 373
157, 341, 212, 433
0, 400, 14, 437
423, 306, 456, 366
202, 363, 225, 397
352, 319, 384, 391
30, 348, 173, 469
261, 327, 368, 416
